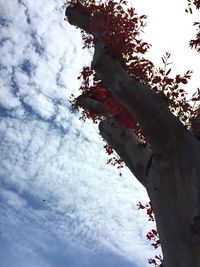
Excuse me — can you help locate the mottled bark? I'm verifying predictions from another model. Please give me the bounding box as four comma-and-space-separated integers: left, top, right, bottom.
66, 3, 200, 266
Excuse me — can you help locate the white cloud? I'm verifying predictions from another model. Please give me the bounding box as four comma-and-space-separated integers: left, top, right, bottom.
0, 114, 155, 266
0, 87, 21, 110
2, 189, 27, 209
23, 92, 55, 119
1, 0, 199, 267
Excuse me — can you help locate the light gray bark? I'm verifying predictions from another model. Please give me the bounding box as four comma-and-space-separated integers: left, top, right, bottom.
66, 3, 200, 266
99, 117, 152, 187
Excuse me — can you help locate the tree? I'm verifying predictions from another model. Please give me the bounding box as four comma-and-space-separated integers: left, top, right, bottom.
65, 1, 200, 266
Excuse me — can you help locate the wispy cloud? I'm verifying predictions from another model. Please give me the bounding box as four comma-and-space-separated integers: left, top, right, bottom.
0, 0, 171, 267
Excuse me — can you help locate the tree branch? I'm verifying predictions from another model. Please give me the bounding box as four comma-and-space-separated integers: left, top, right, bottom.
65, 1, 90, 31
99, 117, 152, 187
76, 95, 105, 115
92, 43, 187, 157
75, 93, 152, 186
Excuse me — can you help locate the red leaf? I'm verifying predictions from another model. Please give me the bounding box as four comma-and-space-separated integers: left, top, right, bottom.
166, 68, 171, 75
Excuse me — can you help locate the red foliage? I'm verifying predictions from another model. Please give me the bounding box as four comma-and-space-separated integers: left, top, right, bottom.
189, 22, 200, 52
104, 144, 113, 155
146, 229, 160, 249
137, 201, 146, 209
70, 1, 198, 134
194, 0, 200, 9
148, 255, 163, 267
138, 201, 163, 265
186, 1, 200, 52
137, 201, 154, 221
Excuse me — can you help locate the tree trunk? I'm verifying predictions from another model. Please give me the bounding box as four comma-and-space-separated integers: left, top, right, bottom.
65, 3, 200, 266
99, 117, 200, 267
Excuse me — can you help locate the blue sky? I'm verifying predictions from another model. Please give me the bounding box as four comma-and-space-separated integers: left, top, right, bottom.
0, 0, 199, 267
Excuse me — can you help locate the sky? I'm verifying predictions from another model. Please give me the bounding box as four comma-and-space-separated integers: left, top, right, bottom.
0, 0, 199, 267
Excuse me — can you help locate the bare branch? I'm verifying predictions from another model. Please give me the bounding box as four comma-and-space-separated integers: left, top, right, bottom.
99, 117, 152, 187
76, 95, 105, 115
65, 2, 90, 31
